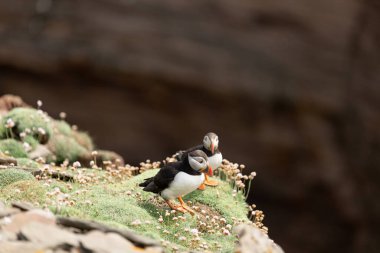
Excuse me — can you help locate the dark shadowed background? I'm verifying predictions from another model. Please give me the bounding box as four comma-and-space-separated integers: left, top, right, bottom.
1, 0, 379, 252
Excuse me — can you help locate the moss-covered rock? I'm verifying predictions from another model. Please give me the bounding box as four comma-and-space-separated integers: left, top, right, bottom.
72, 131, 94, 151
23, 135, 39, 150
0, 139, 28, 158
52, 120, 72, 136
42, 169, 249, 252
0, 180, 46, 204
0, 168, 35, 188
0, 108, 52, 144
16, 158, 40, 170
47, 134, 88, 163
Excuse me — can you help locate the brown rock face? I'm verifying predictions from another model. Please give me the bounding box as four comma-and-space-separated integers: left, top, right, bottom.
0, 1, 379, 253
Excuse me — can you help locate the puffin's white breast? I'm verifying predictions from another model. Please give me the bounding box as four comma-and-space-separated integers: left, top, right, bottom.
160, 172, 205, 200
208, 152, 222, 170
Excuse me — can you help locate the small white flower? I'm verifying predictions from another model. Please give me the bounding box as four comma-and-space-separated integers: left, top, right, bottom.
190, 228, 199, 236
59, 112, 67, 119
5, 118, 15, 128
73, 161, 81, 168
37, 100, 43, 107
23, 142, 32, 152
222, 228, 230, 236
37, 127, 46, 135
131, 219, 142, 226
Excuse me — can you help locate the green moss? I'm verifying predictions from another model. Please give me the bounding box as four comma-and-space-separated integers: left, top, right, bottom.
0, 139, 28, 158
45, 169, 249, 252
0, 121, 5, 138
0, 168, 35, 189
72, 131, 94, 151
0, 165, 249, 252
0, 108, 52, 144
0, 180, 46, 204
16, 158, 40, 170
23, 135, 39, 150
47, 134, 88, 163
53, 120, 72, 136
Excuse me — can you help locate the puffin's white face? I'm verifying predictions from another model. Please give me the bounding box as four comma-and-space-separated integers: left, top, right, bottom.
203, 133, 219, 154
188, 155, 208, 172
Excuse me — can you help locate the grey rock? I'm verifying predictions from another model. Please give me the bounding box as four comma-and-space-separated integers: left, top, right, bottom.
0, 207, 20, 219
57, 216, 160, 247
0, 157, 17, 166
0, 241, 45, 253
28, 144, 52, 160
11, 202, 35, 212
3, 209, 55, 233
80, 230, 135, 253
19, 221, 79, 248
234, 224, 284, 253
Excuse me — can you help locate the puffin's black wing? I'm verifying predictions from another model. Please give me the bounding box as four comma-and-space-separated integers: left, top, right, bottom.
139, 162, 181, 194
175, 144, 204, 160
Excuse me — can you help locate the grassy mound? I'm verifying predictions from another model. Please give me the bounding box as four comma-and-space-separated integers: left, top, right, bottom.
52, 120, 73, 136
0, 168, 249, 252
0, 139, 28, 158
47, 134, 88, 163
0, 168, 35, 188
0, 108, 52, 144
0, 180, 46, 205
16, 158, 40, 170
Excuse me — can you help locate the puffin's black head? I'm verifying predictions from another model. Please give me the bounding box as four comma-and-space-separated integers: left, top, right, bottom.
188, 150, 211, 175
203, 132, 219, 154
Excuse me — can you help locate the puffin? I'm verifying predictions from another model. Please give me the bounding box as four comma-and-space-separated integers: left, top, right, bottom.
176, 132, 222, 189
139, 150, 211, 214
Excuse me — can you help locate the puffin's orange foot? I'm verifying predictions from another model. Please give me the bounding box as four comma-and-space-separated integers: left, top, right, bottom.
204, 178, 219, 186
178, 197, 195, 216
174, 206, 188, 213
198, 183, 206, 190
165, 200, 187, 213
182, 205, 195, 216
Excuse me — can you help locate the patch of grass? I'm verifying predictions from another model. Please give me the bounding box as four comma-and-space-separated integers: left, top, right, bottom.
46, 170, 247, 252
0, 180, 46, 205
0, 108, 52, 144
0, 139, 28, 158
16, 158, 40, 170
47, 134, 88, 163
23, 135, 39, 150
0, 168, 35, 189
0, 166, 250, 252
52, 120, 72, 136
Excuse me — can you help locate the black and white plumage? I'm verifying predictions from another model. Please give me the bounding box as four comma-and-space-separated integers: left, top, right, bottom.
176, 132, 223, 174
139, 150, 210, 201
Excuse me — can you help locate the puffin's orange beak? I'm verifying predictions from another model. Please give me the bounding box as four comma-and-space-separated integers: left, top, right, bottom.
207, 165, 213, 176
211, 143, 214, 154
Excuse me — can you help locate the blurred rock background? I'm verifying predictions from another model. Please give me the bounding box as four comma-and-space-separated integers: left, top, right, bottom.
0, 0, 379, 252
